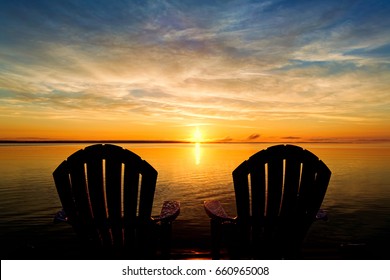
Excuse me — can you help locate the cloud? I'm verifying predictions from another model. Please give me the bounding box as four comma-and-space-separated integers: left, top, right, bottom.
344, 43, 390, 59
218, 136, 233, 142
281, 136, 301, 140
247, 134, 261, 141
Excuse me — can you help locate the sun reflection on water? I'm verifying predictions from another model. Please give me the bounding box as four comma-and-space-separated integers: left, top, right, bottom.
194, 142, 201, 165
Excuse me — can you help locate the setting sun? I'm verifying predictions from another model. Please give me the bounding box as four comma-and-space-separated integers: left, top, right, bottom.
193, 127, 203, 143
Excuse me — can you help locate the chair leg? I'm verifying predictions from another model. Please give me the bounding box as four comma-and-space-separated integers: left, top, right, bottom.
210, 219, 222, 259
160, 222, 172, 259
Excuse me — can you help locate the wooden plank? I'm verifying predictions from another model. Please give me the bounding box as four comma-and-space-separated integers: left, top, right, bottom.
131, 158, 157, 256
249, 164, 266, 223
67, 149, 99, 242
307, 160, 331, 218
280, 146, 302, 217
123, 152, 141, 247
266, 155, 284, 219
84, 144, 111, 247
52, 161, 77, 223
298, 151, 318, 217
104, 144, 124, 248
232, 160, 251, 251
232, 160, 250, 221
138, 160, 157, 221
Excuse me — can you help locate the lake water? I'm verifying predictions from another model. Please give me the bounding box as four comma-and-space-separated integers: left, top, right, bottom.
1, 142, 389, 259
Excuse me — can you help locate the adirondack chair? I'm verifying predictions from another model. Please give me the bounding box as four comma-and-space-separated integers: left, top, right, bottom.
53, 144, 180, 259
204, 144, 331, 259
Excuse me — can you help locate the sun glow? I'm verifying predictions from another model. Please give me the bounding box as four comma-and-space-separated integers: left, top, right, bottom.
193, 127, 203, 143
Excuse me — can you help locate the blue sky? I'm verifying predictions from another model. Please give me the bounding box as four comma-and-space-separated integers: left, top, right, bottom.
0, 0, 389, 141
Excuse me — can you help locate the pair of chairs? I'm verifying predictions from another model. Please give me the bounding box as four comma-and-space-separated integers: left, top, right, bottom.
53, 143, 331, 259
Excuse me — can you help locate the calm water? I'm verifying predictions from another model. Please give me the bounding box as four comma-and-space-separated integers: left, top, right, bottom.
1, 143, 389, 259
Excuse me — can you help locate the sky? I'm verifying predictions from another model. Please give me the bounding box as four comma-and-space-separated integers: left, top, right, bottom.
0, 0, 390, 142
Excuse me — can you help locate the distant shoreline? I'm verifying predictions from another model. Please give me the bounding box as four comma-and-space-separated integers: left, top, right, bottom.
0, 139, 388, 144
0, 140, 191, 144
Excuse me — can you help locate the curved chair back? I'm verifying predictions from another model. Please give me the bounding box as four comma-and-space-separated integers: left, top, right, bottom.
53, 144, 157, 256
232, 144, 331, 258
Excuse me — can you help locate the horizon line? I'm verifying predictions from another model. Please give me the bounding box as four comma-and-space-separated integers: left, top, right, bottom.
0, 139, 389, 144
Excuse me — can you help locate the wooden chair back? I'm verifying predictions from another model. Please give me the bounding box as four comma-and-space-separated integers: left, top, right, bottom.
53, 144, 157, 255
232, 144, 331, 258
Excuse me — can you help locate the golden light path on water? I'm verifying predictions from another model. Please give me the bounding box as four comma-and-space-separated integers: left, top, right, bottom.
194, 143, 201, 165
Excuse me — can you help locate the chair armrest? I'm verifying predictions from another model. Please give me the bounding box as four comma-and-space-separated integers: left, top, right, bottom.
316, 209, 328, 221
204, 200, 235, 222
53, 209, 68, 223
153, 201, 180, 223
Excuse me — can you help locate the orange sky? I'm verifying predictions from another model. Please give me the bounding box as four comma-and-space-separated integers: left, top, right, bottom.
1, 1, 390, 143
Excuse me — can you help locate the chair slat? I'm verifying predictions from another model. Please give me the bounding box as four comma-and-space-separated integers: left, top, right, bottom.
249, 164, 266, 221
298, 153, 318, 217
105, 145, 124, 248
266, 157, 284, 218
123, 154, 141, 248
53, 161, 77, 223
67, 150, 99, 242
232, 160, 250, 221
280, 147, 302, 217
307, 161, 331, 218
84, 145, 112, 247
138, 160, 157, 220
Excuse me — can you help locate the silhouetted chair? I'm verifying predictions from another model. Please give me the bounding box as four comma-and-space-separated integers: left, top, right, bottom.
53, 144, 180, 259
204, 144, 331, 259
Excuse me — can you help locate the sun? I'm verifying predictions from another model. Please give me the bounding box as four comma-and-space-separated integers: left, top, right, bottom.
193, 127, 203, 143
